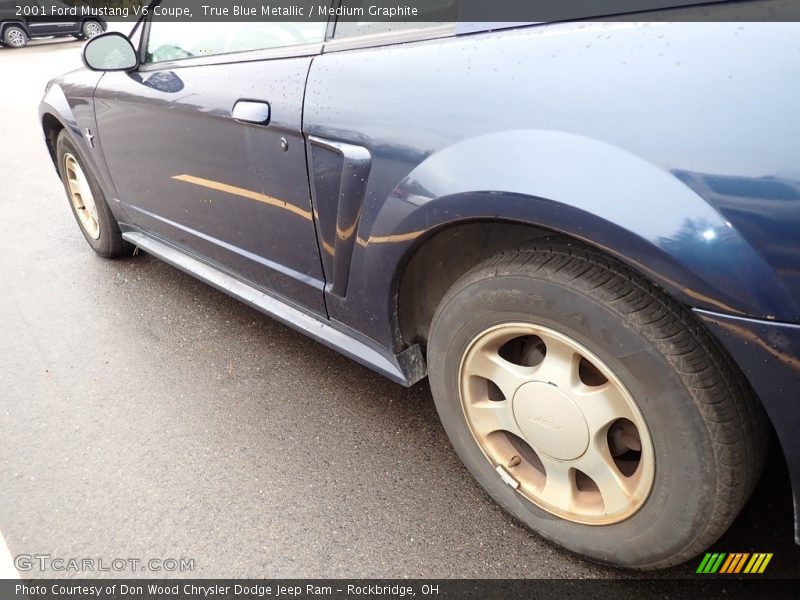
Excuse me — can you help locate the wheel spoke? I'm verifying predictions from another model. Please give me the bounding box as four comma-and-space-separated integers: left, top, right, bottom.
467, 400, 523, 438
467, 348, 531, 400
537, 454, 576, 509
76, 169, 90, 198
531, 335, 579, 389
573, 382, 637, 433
574, 441, 634, 515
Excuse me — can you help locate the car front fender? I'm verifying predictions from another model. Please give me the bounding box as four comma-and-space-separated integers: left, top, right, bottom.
39, 73, 129, 223
364, 129, 797, 323
39, 81, 80, 163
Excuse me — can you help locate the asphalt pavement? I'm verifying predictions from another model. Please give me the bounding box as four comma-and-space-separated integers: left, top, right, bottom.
0, 36, 798, 580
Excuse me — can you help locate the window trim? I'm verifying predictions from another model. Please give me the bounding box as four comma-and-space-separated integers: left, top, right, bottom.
323, 23, 456, 53
134, 0, 460, 68
322, 0, 458, 52
136, 0, 330, 71
137, 40, 325, 72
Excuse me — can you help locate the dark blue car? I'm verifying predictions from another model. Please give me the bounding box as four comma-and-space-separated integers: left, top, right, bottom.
39, 2, 800, 570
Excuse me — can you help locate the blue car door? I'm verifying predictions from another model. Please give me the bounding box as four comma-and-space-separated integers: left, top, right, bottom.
93, 15, 329, 316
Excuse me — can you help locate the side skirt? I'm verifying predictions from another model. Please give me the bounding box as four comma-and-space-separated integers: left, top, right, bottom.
122, 230, 425, 387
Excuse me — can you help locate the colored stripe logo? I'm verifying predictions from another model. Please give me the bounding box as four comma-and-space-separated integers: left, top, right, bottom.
696, 552, 773, 574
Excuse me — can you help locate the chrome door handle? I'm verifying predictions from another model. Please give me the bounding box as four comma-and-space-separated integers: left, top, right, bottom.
232, 100, 270, 125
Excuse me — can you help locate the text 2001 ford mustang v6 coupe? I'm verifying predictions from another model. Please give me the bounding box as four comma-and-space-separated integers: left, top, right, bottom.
39, 1, 800, 569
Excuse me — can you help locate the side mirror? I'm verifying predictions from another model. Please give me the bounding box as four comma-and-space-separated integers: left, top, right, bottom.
82, 32, 138, 72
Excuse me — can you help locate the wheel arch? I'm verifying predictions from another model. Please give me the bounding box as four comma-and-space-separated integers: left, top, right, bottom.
393, 208, 733, 352
396, 218, 552, 348
1, 20, 30, 34
1, 20, 30, 39
380, 129, 798, 349
42, 112, 66, 171
39, 83, 128, 225
39, 81, 88, 173
40, 82, 78, 133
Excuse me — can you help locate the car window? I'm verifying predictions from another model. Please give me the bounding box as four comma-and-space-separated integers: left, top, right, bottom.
145, 15, 326, 64
332, 0, 457, 38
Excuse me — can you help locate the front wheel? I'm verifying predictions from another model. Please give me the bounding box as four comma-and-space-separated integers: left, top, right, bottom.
55, 130, 133, 258
81, 20, 103, 39
427, 240, 768, 569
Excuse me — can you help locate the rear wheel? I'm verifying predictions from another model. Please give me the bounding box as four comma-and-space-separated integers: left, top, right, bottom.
428, 239, 768, 569
3, 26, 28, 48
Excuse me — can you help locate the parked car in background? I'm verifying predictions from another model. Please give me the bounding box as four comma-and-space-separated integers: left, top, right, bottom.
0, 0, 105, 48
37, 0, 800, 570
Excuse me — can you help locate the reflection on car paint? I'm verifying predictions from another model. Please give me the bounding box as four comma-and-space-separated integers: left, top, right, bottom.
171, 174, 313, 220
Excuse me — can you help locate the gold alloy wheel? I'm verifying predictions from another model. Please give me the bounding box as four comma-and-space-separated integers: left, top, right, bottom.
459, 323, 655, 525
63, 153, 100, 240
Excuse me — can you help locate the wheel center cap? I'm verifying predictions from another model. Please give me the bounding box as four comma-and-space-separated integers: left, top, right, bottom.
512, 382, 589, 460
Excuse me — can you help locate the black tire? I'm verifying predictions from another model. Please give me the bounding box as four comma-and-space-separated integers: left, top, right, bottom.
427, 238, 768, 569
3, 25, 28, 48
55, 130, 133, 258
